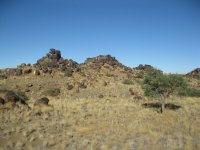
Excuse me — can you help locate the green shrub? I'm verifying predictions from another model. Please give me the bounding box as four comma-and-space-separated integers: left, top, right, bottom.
122, 79, 134, 85
143, 73, 188, 98
64, 68, 73, 77
14, 90, 29, 101
135, 71, 145, 78
44, 88, 60, 97
143, 72, 188, 113
178, 87, 200, 97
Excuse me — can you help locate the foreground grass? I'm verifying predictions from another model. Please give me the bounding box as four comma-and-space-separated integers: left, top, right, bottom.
0, 97, 199, 150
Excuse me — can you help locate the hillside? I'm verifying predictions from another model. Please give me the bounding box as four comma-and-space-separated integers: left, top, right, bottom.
0, 49, 200, 150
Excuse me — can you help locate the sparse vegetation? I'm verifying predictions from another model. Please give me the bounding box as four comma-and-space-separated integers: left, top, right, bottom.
44, 88, 60, 97
14, 90, 29, 101
105, 72, 114, 77
0, 87, 8, 93
64, 68, 73, 77
122, 79, 134, 85
178, 87, 200, 97
0, 49, 200, 149
135, 71, 145, 78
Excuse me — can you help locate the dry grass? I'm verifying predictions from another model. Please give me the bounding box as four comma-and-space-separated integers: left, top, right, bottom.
0, 70, 199, 149
0, 96, 199, 150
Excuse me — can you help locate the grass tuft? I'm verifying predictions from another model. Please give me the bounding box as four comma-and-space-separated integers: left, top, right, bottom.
44, 88, 60, 97
122, 79, 134, 85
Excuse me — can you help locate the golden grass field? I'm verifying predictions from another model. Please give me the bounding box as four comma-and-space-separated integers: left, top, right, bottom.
1, 97, 200, 149
0, 72, 200, 150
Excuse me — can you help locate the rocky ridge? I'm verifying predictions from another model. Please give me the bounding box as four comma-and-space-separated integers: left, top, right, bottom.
0, 49, 198, 80
187, 68, 200, 79
0, 49, 79, 78
0, 49, 134, 78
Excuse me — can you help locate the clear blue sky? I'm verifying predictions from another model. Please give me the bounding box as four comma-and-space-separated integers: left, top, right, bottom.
0, 0, 199, 73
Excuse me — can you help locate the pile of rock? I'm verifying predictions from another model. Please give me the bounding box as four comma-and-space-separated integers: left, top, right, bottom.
0, 67, 33, 78
84, 55, 130, 70
0, 49, 80, 78
187, 68, 200, 79
34, 49, 79, 74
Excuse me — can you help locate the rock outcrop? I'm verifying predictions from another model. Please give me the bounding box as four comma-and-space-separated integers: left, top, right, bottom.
84, 55, 130, 70
187, 68, 200, 79
34, 49, 79, 74
0, 49, 136, 78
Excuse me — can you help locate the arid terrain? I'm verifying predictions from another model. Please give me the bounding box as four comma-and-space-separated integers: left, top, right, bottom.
0, 49, 200, 150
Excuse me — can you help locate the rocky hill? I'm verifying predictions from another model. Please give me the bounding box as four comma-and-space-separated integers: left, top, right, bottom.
0, 49, 135, 79
0, 49, 141, 101
82, 55, 131, 71
187, 68, 200, 79
0, 49, 200, 150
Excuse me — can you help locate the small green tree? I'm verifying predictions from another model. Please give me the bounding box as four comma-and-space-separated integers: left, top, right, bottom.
143, 69, 187, 113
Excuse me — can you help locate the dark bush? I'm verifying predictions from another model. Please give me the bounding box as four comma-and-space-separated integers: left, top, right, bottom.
178, 87, 200, 97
